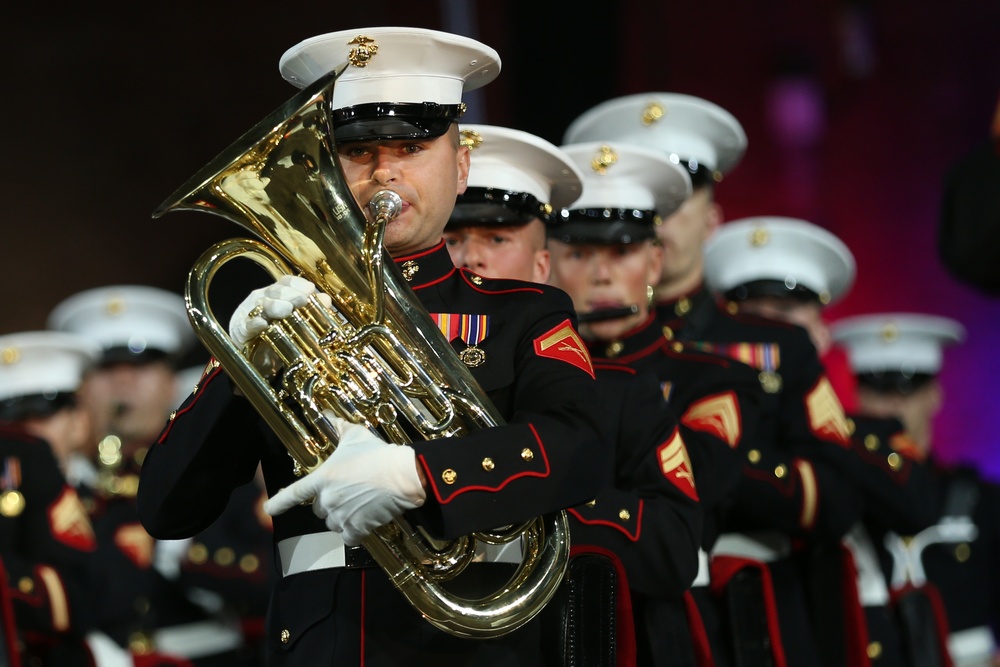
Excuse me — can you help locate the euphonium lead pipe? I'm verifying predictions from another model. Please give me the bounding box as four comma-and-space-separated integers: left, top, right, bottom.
577, 304, 640, 323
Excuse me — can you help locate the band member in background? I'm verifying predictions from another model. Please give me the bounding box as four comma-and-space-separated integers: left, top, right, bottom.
564, 95, 868, 666
833, 313, 996, 667
137, 27, 612, 666
704, 217, 940, 667
49, 285, 261, 666
546, 140, 779, 666
444, 124, 707, 665
0, 330, 101, 665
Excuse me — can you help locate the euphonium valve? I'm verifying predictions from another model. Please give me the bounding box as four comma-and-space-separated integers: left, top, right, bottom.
153, 68, 569, 639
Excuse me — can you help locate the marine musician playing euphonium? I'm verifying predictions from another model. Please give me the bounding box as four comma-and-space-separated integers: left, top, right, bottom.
136, 27, 611, 667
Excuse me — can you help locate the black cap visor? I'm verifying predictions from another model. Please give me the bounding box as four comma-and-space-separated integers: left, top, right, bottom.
724, 279, 820, 303
332, 102, 464, 142
448, 188, 552, 228
856, 371, 936, 395
549, 208, 657, 244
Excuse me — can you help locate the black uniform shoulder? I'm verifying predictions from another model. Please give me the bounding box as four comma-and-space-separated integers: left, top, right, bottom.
457, 269, 574, 309
0, 423, 57, 461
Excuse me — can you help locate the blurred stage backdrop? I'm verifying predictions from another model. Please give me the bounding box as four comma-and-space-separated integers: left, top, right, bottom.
3, 1, 999, 475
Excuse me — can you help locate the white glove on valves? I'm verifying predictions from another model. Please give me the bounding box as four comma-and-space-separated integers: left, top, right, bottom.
228, 275, 332, 347
264, 418, 426, 546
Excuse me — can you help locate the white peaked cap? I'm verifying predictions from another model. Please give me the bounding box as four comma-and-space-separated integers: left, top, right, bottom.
48, 285, 194, 358
703, 216, 856, 305
279, 26, 501, 108
564, 93, 747, 177
460, 124, 584, 210
831, 313, 965, 376
0, 331, 100, 401
560, 141, 692, 216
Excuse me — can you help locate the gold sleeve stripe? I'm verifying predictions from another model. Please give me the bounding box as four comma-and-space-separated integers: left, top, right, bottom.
794, 459, 818, 529
36, 566, 69, 632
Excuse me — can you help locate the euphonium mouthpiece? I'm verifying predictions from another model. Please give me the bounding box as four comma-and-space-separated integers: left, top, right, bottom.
369, 190, 403, 223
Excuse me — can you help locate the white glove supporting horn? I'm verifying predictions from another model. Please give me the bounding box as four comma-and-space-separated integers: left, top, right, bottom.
263, 417, 426, 546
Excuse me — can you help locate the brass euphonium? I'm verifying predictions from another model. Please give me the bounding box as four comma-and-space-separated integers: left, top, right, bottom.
153, 67, 570, 638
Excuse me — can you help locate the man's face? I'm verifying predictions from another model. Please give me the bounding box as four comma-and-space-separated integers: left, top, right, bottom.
656, 187, 721, 288
79, 361, 178, 449
443, 220, 550, 283
737, 296, 832, 355
337, 129, 470, 257
548, 239, 662, 341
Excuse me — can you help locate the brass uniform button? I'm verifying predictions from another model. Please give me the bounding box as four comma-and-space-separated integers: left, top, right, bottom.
280, 629, 291, 644
867, 641, 882, 659
129, 631, 154, 655
0, 490, 25, 517
846, 418, 856, 435
726, 302, 739, 314
585, 499, 597, 508
675, 298, 691, 316
18, 577, 33, 594
481, 457, 495, 472
618, 509, 630, 521
865, 434, 880, 451
955, 543, 971, 562
214, 547, 235, 566
521, 448, 534, 462
605, 340, 624, 358
240, 554, 260, 573
774, 465, 787, 479
661, 326, 674, 340
887, 453, 902, 471
747, 449, 761, 464
188, 543, 209, 564
442, 469, 458, 485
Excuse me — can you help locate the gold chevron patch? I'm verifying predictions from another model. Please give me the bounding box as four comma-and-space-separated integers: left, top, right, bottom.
48, 488, 96, 552
681, 391, 741, 447
115, 523, 155, 569
657, 430, 699, 501
805, 377, 851, 446
534, 319, 595, 378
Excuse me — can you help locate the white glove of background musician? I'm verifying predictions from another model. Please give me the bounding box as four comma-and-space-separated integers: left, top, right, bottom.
228, 275, 332, 347
263, 417, 427, 546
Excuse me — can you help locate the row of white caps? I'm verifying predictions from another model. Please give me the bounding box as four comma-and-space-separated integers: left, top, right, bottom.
0, 286, 192, 404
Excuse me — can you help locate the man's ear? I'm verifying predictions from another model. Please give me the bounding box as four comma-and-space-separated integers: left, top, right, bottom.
533, 249, 551, 284
456, 145, 471, 195
647, 242, 664, 285
705, 201, 724, 240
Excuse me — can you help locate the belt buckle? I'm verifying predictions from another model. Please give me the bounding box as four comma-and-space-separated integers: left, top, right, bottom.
344, 545, 377, 569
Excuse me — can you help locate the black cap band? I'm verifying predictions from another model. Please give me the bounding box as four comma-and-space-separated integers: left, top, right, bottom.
449, 187, 554, 227
680, 158, 717, 189
0, 392, 77, 422
856, 371, 936, 395
549, 208, 658, 244
724, 279, 820, 303
99, 347, 174, 368
332, 102, 465, 141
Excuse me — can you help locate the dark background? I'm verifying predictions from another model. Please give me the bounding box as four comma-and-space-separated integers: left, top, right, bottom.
3, 1, 1000, 472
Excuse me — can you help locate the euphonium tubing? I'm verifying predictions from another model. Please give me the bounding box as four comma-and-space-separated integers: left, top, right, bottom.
155, 67, 570, 638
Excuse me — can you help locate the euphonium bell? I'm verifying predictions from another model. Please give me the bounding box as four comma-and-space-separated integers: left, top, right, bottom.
153, 67, 569, 638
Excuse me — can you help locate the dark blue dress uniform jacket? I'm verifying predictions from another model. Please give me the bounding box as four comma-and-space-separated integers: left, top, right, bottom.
137, 241, 611, 666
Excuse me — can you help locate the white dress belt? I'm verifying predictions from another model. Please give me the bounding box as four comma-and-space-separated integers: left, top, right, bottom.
711, 531, 792, 563
948, 625, 996, 667
153, 619, 245, 659
692, 548, 711, 587
278, 531, 524, 578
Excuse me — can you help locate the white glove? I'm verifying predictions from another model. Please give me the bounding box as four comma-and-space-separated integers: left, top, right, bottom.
263, 418, 426, 546
228, 275, 332, 347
